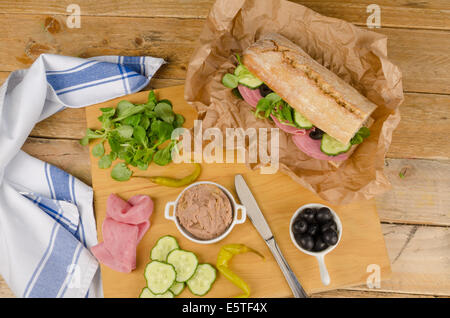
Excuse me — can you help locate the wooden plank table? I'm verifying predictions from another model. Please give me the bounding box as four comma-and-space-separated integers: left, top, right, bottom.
0, 0, 449, 298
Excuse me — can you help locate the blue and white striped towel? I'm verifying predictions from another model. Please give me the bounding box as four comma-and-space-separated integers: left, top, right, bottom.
0, 54, 165, 297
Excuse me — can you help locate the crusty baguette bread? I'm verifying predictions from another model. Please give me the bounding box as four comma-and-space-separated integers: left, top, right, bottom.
243, 33, 378, 145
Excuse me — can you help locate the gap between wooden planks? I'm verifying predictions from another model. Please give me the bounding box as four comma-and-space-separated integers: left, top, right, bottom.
0, 279, 445, 299
0, 15, 449, 94
21, 137, 450, 227
0, 0, 448, 30
25, 88, 450, 161
3, 75, 447, 161
0, 75, 447, 160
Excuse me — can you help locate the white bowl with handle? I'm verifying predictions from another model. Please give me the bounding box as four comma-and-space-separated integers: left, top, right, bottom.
289, 203, 343, 286
164, 181, 246, 244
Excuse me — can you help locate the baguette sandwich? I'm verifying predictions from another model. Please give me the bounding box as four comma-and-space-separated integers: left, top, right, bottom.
222, 33, 377, 166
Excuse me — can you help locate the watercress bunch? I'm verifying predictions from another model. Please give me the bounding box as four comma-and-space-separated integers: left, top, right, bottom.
80, 91, 185, 181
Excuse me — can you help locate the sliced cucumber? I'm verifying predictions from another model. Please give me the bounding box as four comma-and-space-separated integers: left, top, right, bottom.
293, 111, 313, 129
167, 249, 199, 282
320, 133, 351, 156
225, 63, 262, 89
144, 261, 176, 294
222, 73, 239, 89
139, 287, 174, 298
186, 264, 217, 296
234, 64, 249, 77
238, 74, 263, 89
150, 235, 179, 262
169, 282, 185, 296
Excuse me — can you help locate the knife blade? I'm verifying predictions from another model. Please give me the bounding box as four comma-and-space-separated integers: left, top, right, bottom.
234, 174, 308, 298
234, 175, 273, 241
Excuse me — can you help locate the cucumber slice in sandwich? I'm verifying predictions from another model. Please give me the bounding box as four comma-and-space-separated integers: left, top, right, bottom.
186, 264, 217, 296
234, 64, 249, 77
167, 249, 199, 282
169, 282, 185, 296
293, 111, 313, 129
144, 261, 176, 294
139, 287, 174, 298
224, 63, 262, 89
222, 73, 239, 89
238, 74, 263, 89
150, 235, 179, 262
320, 134, 351, 156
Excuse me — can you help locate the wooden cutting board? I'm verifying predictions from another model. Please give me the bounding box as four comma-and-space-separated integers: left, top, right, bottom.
86, 85, 391, 298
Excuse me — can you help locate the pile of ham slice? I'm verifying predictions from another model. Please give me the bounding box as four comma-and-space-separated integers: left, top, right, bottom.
237, 85, 349, 162
91, 194, 154, 273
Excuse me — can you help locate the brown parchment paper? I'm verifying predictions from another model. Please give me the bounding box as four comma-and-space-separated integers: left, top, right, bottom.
184, 0, 403, 204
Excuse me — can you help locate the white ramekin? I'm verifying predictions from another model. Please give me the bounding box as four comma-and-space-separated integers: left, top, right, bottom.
164, 181, 246, 244
289, 203, 343, 286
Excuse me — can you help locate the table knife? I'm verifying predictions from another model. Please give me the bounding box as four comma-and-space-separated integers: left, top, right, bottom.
234, 174, 308, 298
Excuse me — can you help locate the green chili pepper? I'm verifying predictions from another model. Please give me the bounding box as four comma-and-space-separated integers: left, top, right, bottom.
216, 244, 264, 298
145, 163, 201, 187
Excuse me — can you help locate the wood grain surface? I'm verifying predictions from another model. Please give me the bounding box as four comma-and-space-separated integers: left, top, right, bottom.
0, 0, 448, 29
0, 16, 449, 94
0, 0, 448, 298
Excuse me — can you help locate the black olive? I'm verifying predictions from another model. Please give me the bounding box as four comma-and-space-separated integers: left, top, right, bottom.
321, 221, 337, 233
308, 128, 324, 140
259, 84, 273, 97
330, 222, 338, 232
315, 207, 333, 224
296, 234, 315, 251
322, 229, 338, 246
313, 237, 328, 252
292, 219, 308, 234
307, 223, 318, 236
303, 208, 315, 214
315, 128, 324, 134
300, 208, 316, 223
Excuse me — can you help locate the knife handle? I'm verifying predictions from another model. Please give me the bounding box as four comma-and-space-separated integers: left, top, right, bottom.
266, 237, 308, 298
